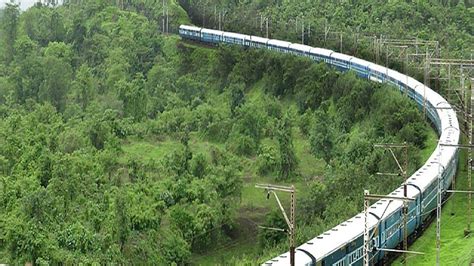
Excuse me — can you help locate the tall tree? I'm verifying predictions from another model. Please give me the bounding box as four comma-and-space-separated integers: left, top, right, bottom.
229, 83, 245, 117
1, 3, 19, 64
310, 109, 334, 165
277, 111, 298, 180
115, 191, 130, 253
71, 64, 95, 109
117, 73, 147, 121
39, 55, 72, 112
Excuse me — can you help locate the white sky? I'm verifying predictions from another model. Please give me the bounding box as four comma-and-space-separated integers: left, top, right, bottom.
0, 0, 39, 11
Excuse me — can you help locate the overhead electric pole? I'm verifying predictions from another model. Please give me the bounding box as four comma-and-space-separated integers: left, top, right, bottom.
266, 17, 269, 39
256, 184, 296, 266
467, 77, 474, 233
374, 143, 410, 265
166, 8, 169, 34
363, 190, 417, 266
162, 0, 165, 33
301, 21, 304, 44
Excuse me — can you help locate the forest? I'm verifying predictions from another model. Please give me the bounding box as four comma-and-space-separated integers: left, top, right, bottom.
0, 0, 472, 264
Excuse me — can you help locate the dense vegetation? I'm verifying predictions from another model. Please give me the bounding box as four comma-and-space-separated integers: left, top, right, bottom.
0, 0, 467, 264
200, 45, 432, 264
179, 0, 473, 98
176, 1, 473, 262
180, 0, 473, 58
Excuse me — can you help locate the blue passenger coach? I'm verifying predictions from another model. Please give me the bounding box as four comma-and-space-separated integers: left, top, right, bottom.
201, 28, 224, 43
178, 25, 201, 41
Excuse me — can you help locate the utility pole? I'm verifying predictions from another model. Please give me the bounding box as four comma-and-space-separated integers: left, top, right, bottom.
374, 143, 409, 265
308, 23, 311, 39
214, 5, 217, 29
295, 17, 298, 33
469, 77, 473, 233
340, 32, 343, 53
202, 3, 205, 27
424, 49, 430, 118
436, 142, 474, 265
219, 11, 221, 31
256, 184, 296, 266
301, 21, 304, 44
266, 17, 269, 39
363, 190, 370, 266
166, 8, 169, 34
403, 145, 408, 266
404, 46, 409, 95
374, 36, 378, 64
436, 151, 442, 266
363, 190, 418, 266
162, 0, 165, 33
324, 22, 329, 44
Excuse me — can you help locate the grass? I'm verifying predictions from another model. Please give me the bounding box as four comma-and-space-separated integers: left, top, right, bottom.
191, 129, 322, 265
120, 137, 177, 163
120, 133, 225, 164
393, 141, 474, 265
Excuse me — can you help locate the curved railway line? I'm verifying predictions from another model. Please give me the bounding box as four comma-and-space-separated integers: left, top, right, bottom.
179, 25, 460, 266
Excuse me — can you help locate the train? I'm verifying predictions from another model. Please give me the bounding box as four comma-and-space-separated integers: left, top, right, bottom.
179, 25, 460, 266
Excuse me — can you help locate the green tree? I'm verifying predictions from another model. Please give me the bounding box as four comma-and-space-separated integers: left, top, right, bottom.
160, 230, 191, 265
71, 64, 95, 109
259, 209, 286, 248
105, 48, 130, 91
300, 182, 328, 222
117, 74, 147, 121
1, 3, 19, 64
39, 56, 72, 112
277, 112, 298, 180
115, 191, 130, 252
190, 153, 208, 179
44, 41, 73, 64
229, 82, 245, 116
310, 109, 334, 165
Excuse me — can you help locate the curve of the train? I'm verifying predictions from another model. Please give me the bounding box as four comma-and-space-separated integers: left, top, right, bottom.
179, 25, 460, 266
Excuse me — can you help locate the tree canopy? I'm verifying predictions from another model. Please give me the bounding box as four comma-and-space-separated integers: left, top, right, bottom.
0, 0, 463, 264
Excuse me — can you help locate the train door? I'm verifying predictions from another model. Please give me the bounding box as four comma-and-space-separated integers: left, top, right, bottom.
379, 218, 386, 259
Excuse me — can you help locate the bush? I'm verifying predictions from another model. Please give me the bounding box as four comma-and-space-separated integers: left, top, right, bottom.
190, 153, 208, 178
258, 210, 287, 248
256, 143, 279, 176
159, 230, 191, 265
226, 131, 257, 156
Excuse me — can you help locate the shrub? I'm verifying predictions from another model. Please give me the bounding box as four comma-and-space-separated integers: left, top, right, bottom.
256, 143, 279, 176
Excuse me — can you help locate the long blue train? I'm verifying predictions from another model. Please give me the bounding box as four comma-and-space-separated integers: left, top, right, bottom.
179, 25, 460, 266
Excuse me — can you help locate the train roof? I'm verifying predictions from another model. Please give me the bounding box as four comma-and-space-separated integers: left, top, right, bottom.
268, 39, 292, 48
386, 69, 405, 81
264, 213, 380, 265
201, 28, 224, 35
309, 47, 333, 57
331, 52, 352, 61
368, 63, 388, 74
289, 43, 312, 53
179, 25, 201, 31
250, 35, 269, 44
350, 57, 371, 68
223, 31, 249, 40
